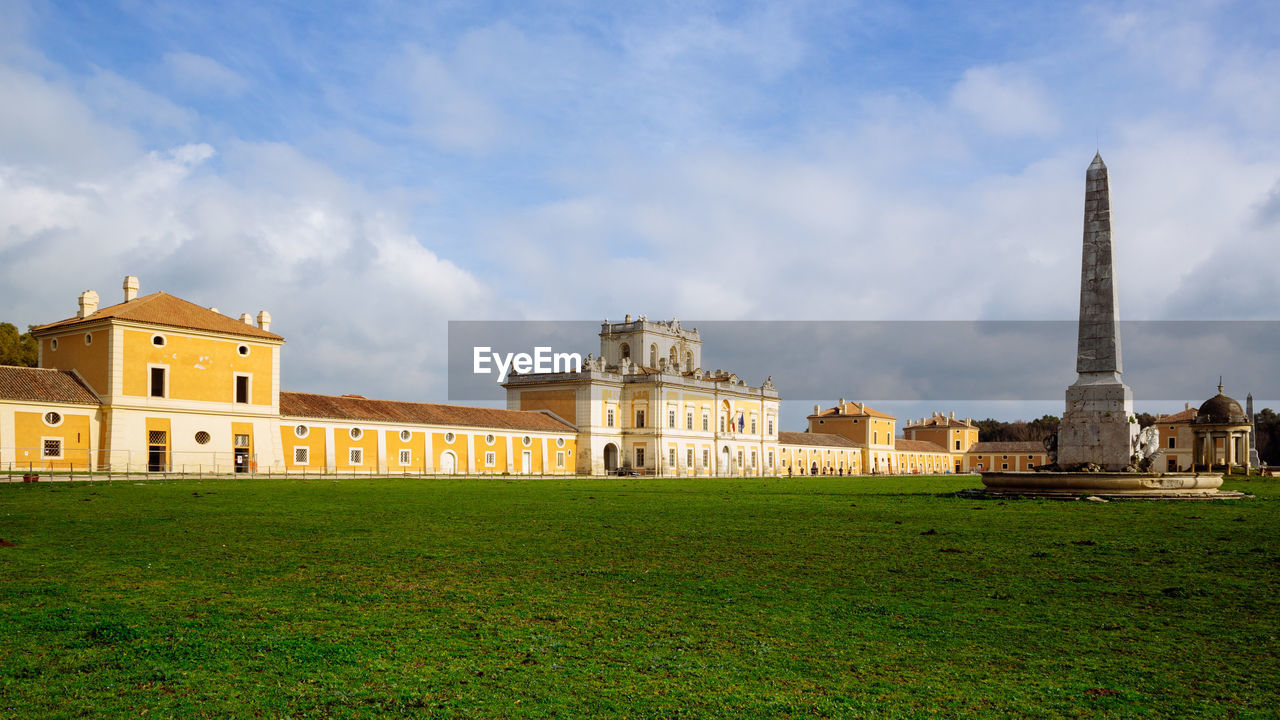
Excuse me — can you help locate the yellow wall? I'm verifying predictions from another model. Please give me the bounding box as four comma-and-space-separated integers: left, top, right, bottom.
12, 410, 93, 470
333, 427, 377, 471
122, 329, 273, 404
386, 430, 425, 471
41, 332, 110, 395
518, 389, 577, 425
473, 433, 508, 472
280, 423, 326, 470
433, 431, 469, 472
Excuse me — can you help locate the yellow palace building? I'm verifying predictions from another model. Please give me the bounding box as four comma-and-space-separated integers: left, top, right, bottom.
3, 277, 1042, 477
4, 277, 576, 474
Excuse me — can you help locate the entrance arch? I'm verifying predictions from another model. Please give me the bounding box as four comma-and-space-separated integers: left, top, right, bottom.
440, 451, 457, 474
720, 445, 730, 476
603, 443, 619, 473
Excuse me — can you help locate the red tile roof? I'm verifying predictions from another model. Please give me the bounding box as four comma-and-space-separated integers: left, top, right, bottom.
0, 366, 99, 405
810, 402, 896, 420
1156, 408, 1197, 424
777, 431, 860, 448
33, 292, 283, 341
280, 392, 576, 433
902, 416, 974, 429
894, 438, 947, 453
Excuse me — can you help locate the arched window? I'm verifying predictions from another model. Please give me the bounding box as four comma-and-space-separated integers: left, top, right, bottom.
620, 343, 630, 360
686, 350, 693, 368
649, 344, 658, 367
668, 346, 678, 367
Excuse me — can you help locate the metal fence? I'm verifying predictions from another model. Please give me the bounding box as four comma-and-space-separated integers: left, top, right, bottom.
0, 447, 581, 482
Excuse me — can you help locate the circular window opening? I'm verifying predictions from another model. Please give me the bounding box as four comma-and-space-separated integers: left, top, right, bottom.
195, 431, 211, 445
43, 411, 62, 426
556, 438, 566, 448
152, 335, 166, 347
567, 449, 572, 457
444, 432, 456, 443
50, 338, 59, 351
294, 425, 309, 438
237, 345, 249, 356
84, 333, 93, 346
522, 436, 532, 446
399, 430, 411, 442
485, 434, 495, 445
350, 428, 363, 440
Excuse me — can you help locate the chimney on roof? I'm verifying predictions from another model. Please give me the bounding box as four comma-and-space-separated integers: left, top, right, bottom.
77, 290, 99, 319
256, 310, 271, 332
965, 418, 971, 425
625, 314, 632, 323
123, 276, 139, 302
950, 411, 955, 419
1185, 402, 1190, 411
239, 313, 253, 325
857, 402, 864, 413
839, 397, 846, 408
813, 404, 820, 414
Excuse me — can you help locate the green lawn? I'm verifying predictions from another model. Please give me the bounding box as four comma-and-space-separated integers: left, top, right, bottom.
1, 474, 1277, 719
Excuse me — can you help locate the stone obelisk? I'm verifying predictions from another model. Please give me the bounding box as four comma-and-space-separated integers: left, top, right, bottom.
1057, 153, 1138, 470
1248, 393, 1260, 469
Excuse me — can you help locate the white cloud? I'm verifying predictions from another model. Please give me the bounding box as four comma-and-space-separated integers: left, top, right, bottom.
0, 71, 488, 401
398, 46, 505, 153
950, 65, 1061, 138
162, 51, 248, 96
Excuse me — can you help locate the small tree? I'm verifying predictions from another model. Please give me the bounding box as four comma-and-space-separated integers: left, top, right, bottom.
0, 323, 38, 367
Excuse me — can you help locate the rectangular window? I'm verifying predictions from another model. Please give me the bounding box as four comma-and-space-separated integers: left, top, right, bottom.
43, 438, 62, 459
234, 434, 250, 448
955, 439, 961, 450
686, 410, 694, 430
556, 451, 565, 468
750, 450, 757, 467
737, 450, 744, 468
485, 451, 496, 467
702, 412, 709, 431
635, 448, 645, 467
767, 418, 773, 435
751, 418, 757, 434
607, 408, 615, 427
150, 367, 166, 398
687, 449, 694, 468
668, 448, 676, 467
768, 451, 774, 468
294, 447, 309, 465
235, 375, 250, 404
702, 449, 709, 468
873, 431, 878, 444
399, 449, 412, 466
1168, 437, 1176, 449
1001, 463, 1009, 470
668, 409, 676, 428
349, 448, 363, 465
719, 416, 725, 432
636, 410, 645, 428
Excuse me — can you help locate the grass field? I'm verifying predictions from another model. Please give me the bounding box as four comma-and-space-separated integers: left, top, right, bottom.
1, 474, 1277, 719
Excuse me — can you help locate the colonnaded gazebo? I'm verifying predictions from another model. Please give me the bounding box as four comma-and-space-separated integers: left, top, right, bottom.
1191, 382, 1253, 473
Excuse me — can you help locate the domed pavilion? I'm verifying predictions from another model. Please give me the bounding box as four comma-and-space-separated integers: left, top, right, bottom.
1191, 382, 1254, 472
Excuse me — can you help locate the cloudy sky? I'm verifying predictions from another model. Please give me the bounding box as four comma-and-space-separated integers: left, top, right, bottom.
1, 1, 1277, 426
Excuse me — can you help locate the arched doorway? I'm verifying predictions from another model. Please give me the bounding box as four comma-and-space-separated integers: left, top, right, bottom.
603, 443, 618, 473
440, 451, 456, 474
720, 445, 730, 476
